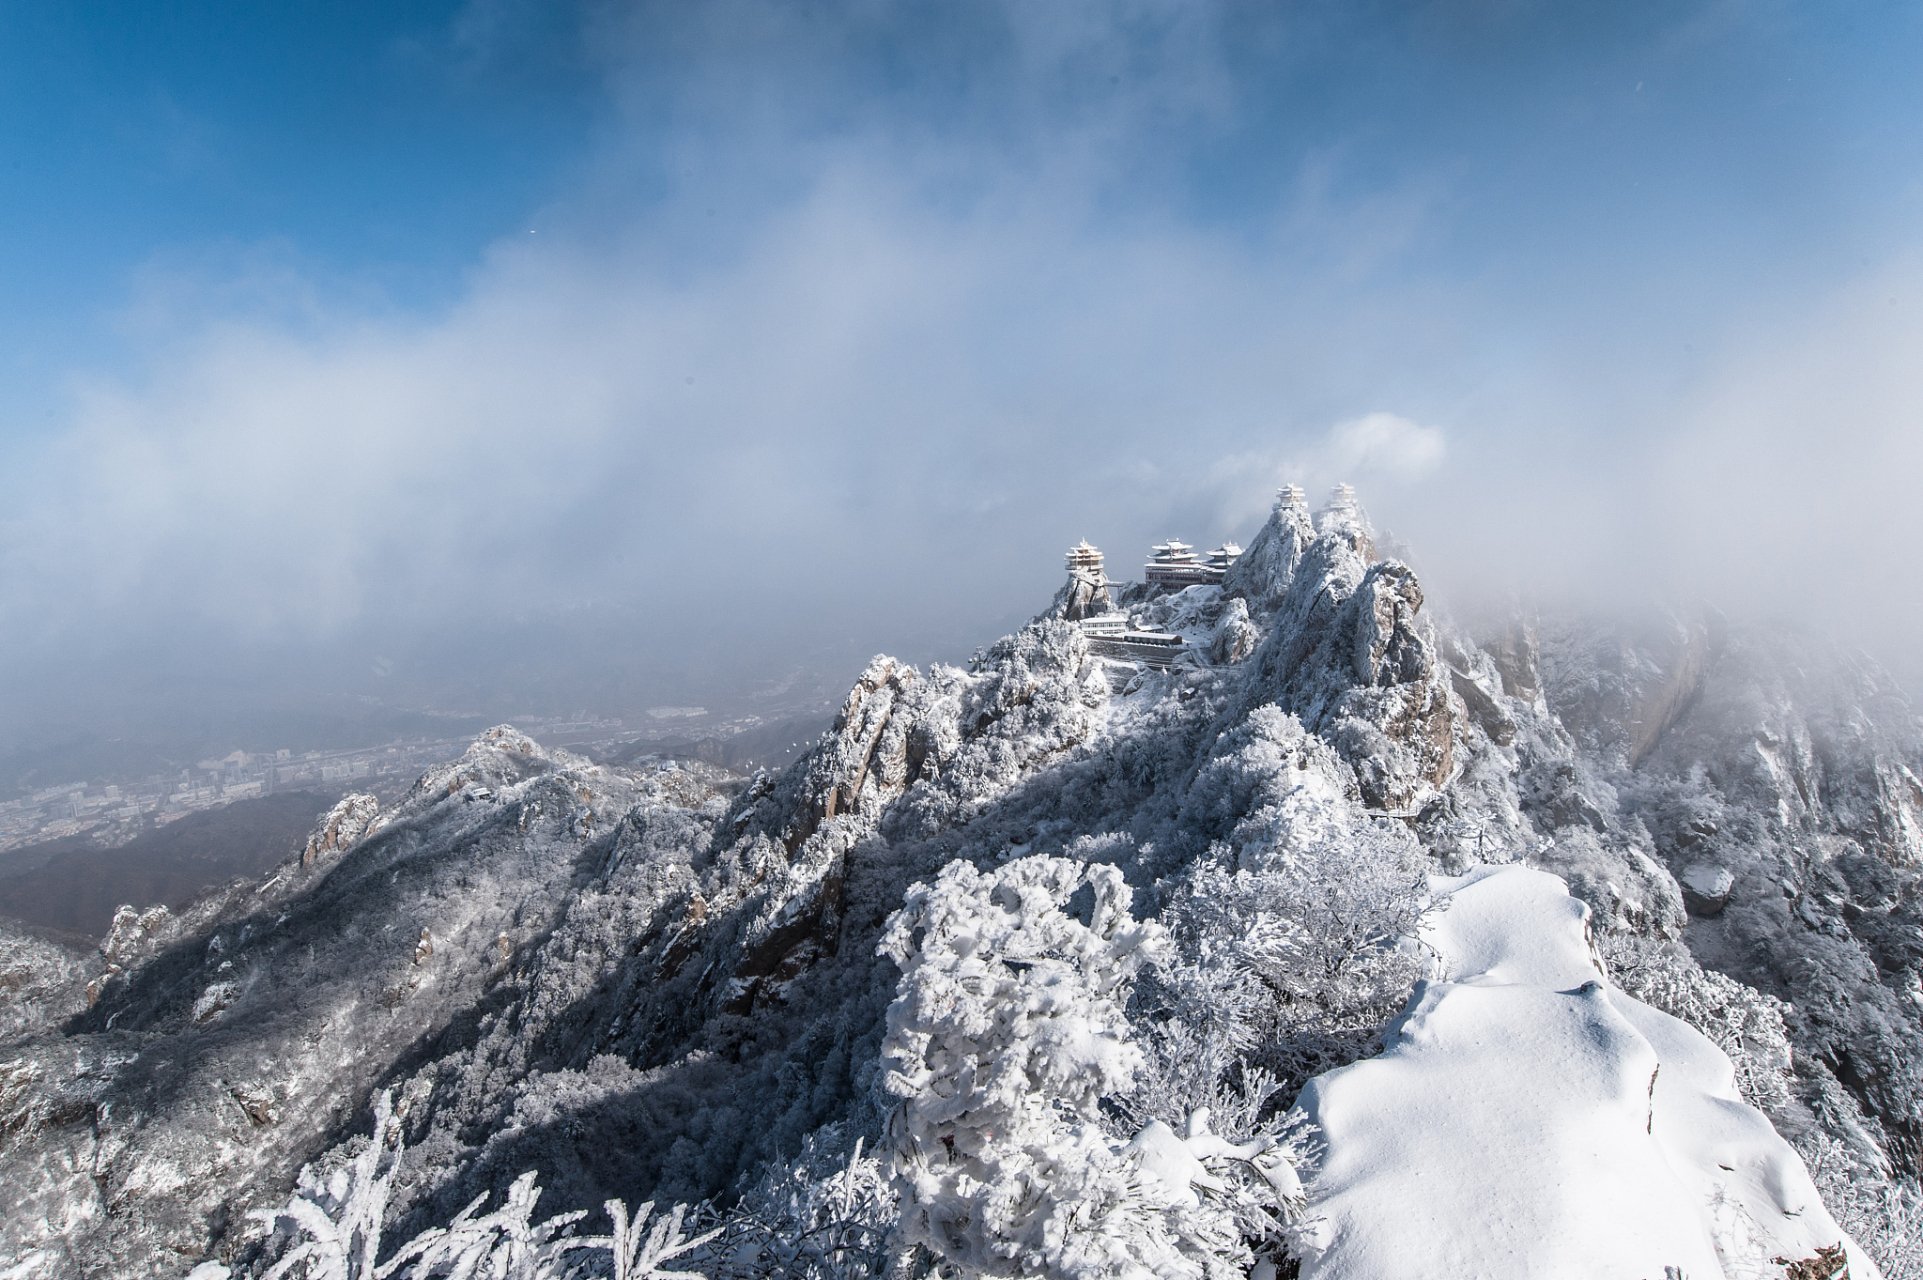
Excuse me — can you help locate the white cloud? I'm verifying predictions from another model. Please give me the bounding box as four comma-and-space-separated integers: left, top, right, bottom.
7, 0, 1923, 712
0, 145, 1485, 668
1648, 253, 1923, 643
1323, 412, 1448, 483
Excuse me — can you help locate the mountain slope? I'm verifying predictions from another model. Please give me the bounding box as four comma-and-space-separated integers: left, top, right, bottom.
3, 491, 1919, 1278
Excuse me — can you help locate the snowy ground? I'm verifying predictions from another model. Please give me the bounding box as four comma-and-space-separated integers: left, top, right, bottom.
1293, 866, 1877, 1280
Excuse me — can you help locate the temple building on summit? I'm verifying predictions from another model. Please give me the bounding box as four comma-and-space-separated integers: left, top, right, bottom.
1065, 540, 1106, 576
1144, 539, 1205, 588
1046, 482, 1361, 672
1058, 539, 1113, 621
1145, 538, 1243, 588
1206, 542, 1242, 576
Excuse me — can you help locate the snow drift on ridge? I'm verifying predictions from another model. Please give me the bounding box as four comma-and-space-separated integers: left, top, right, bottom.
1293, 866, 1878, 1279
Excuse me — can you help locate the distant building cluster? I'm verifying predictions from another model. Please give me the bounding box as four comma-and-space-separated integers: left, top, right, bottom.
1144, 539, 1242, 588
1058, 483, 1344, 671
0, 744, 413, 854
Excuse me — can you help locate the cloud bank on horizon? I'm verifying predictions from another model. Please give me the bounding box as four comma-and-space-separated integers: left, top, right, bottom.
4, 0, 1923, 724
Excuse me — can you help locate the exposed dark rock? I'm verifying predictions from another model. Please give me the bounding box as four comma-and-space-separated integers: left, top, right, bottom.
1680, 863, 1735, 916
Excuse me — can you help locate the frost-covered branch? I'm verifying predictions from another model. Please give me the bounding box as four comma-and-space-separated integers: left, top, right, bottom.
252, 1091, 405, 1280
688, 1130, 899, 1280
249, 1091, 714, 1280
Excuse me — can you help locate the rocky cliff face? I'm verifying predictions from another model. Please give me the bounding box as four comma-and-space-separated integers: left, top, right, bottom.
1583, 624, 1923, 1178
1242, 544, 1455, 815
3, 495, 1920, 1278
1221, 492, 1317, 615
301, 794, 381, 867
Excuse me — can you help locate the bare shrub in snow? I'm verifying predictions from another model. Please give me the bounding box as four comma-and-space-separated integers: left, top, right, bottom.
250, 1090, 715, 1280
878, 854, 1300, 1280
689, 1127, 897, 1280
1798, 1131, 1923, 1280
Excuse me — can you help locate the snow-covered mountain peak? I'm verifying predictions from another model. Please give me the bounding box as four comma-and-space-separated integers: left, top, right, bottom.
4, 486, 1921, 1278
1221, 489, 1318, 612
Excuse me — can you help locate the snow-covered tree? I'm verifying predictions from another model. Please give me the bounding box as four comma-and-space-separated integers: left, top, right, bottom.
1139, 816, 1430, 1106
878, 855, 1300, 1280
250, 1091, 405, 1280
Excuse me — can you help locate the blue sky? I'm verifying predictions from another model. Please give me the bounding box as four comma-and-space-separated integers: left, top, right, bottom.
5, 0, 1923, 730
0, 2, 593, 422
11, 1, 1915, 411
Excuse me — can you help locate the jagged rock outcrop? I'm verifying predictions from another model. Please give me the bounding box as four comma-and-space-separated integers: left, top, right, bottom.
1222, 488, 1317, 614
1049, 553, 1114, 623
1208, 596, 1259, 664
98, 902, 171, 969
1241, 512, 1455, 813
1440, 632, 1518, 748
300, 793, 380, 866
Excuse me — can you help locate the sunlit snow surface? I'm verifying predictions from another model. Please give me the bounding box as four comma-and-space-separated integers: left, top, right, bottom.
1291, 866, 1881, 1280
